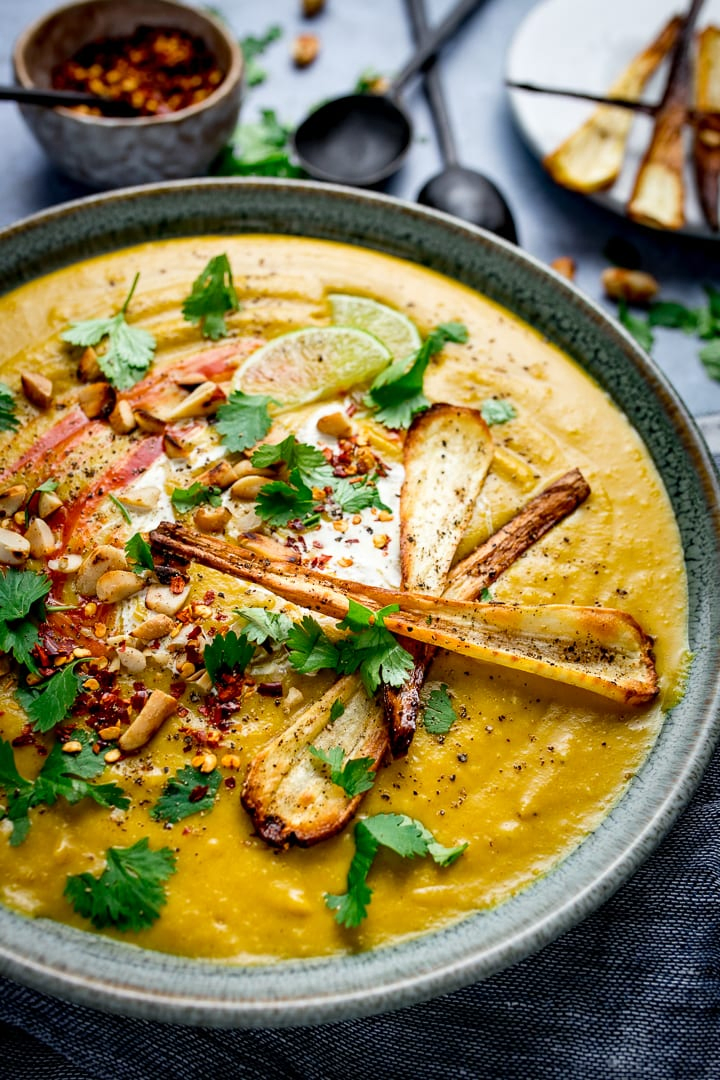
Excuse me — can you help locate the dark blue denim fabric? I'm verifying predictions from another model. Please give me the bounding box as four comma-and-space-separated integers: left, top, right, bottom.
0, 704, 718, 1079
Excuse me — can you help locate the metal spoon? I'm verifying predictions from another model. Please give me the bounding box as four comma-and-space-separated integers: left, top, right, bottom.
406, 0, 517, 242
293, 0, 485, 186
1, 84, 139, 117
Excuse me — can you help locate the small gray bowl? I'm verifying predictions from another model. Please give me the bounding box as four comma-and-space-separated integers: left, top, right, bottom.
12, 0, 243, 188
0, 179, 718, 1028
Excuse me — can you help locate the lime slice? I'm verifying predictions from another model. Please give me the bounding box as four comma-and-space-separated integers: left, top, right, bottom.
329, 294, 421, 361
232, 326, 392, 408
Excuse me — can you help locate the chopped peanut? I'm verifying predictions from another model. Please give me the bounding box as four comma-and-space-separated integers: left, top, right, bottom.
292, 32, 320, 67
372, 533, 390, 549
221, 753, 241, 770
192, 751, 217, 773
104, 749, 122, 764
194, 505, 231, 533
62, 740, 83, 754
119, 689, 177, 751
21, 371, 53, 409
601, 267, 659, 305
99, 724, 121, 740
551, 256, 576, 281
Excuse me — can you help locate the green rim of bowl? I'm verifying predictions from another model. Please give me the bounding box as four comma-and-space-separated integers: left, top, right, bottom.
0, 179, 718, 1028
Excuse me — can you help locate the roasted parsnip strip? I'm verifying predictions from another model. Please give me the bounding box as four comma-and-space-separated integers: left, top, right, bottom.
241, 677, 389, 848
388, 403, 492, 755
445, 468, 591, 600
628, 0, 705, 230
694, 27, 720, 231
400, 404, 493, 594
150, 523, 658, 705
385, 469, 592, 752
543, 16, 681, 193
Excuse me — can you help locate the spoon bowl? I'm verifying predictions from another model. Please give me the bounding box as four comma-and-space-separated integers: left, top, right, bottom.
417, 164, 518, 242
294, 94, 412, 186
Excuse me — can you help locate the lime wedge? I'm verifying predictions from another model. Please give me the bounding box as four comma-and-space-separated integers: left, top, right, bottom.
232, 326, 392, 408
329, 294, 421, 361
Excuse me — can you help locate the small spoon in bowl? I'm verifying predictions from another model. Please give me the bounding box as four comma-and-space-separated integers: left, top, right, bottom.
0, 84, 139, 117
293, 0, 485, 186
405, 0, 517, 242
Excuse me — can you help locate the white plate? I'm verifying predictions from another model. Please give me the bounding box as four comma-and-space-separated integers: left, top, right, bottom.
506, 0, 720, 237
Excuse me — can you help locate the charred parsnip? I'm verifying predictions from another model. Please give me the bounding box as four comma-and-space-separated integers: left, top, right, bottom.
388, 403, 492, 754
241, 677, 388, 848
628, 0, 704, 230
543, 16, 681, 193
150, 522, 658, 706
694, 26, 720, 232
385, 468, 592, 752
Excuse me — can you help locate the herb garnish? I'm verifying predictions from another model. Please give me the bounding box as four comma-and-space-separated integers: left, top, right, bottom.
0, 730, 129, 846
309, 745, 376, 797
252, 436, 334, 488
64, 837, 176, 931
616, 286, 720, 382
171, 482, 222, 512
325, 813, 467, 928
0, 567, 51, 672
480, 399, 517, 427
618, 300, 655, 353
255, 471, 316, 526
240, 25, 282, 87
124, 533, 154, 574
216, 389, 275, 452
234, 607, 293, 646
285, 601, 414, 696
108, 493, 132, 524
213, 109, 305, 178
181, 254, 240, 340
422, 685, 457, 735
0, 383, 18, 432
25, 479, 59, 525
329, 699, 346, 723
16, 660, 85, 734
366, 322, 469, 429
61, 273, 156, 390
150, 764, 221, 824
203, 630, 254, 685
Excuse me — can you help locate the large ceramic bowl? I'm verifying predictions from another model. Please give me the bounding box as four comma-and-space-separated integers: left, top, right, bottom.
0, 179, 718, 1027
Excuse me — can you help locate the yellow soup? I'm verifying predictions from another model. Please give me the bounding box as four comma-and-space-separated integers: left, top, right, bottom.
0, 236, 688, 961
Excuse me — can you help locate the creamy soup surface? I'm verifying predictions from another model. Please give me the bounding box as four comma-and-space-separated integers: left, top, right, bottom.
0, 236, 688, 961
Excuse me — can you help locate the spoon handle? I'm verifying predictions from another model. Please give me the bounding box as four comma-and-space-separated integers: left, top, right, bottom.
390, 0, 487, 94
0, 84, 138, 117
405, 0, 459, 166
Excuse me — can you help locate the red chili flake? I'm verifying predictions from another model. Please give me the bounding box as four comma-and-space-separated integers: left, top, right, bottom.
176, 705, 189, 718
170, 575, 186, 594
258, 682, 283, 697
224, 777, 236, 790
203, 590, 216, 605
130, 688, 149, 712
169, 681, 186, 699
11, 726, 47, 752
187, 626, 202, 641
188, 784, 209, 803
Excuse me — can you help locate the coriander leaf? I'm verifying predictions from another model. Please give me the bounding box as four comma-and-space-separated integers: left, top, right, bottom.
124, 532, 154, 574
64, 837, 176, 932
367, 322, 469, 429
699, 338, 720, 381
422, 684, 457, 735
171, 482, 222, 512
705, 284, 720, 320
335, 597, 376, 631
235, 607, 292, 645
213, 109, 305, 178
240, 25, 282, 87
150, 764, 221, 823
0, 738, 31, 795
354, 67, 386, 94
17, 660, 84, 734
329, 699, 345, 723
61, 273, 155, 390
286, 615, 339, 674
252, 435, 334, 488
480, 587, 494, 602
331, 475, 389, 514
696, 305, 719, 340
325, 813, 467, 928
617, 300, 654, 353
0, 567, 51, 672
0, 730, 128, 845
480, 399, 517, 427
108, 493, 132, 524
203, 629, 254, 684
255, 470, 315, 526
216, 389, 275, 452
24, 479, 59, 525
647, 301, 700, 333
0, 382, 18, 433
309, 745, 376, 797
182, 254, 240, 340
